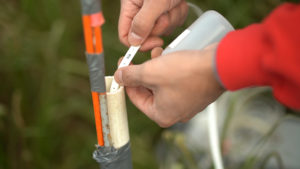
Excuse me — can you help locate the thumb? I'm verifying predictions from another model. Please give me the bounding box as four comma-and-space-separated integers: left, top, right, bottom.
128, 0, 181, 45
114, 64, 145, 87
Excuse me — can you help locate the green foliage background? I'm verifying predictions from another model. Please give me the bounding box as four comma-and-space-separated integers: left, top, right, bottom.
0, 0, 298, 168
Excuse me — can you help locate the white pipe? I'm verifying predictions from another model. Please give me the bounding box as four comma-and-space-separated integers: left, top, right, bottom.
208, 102, 224, 169
186, 3, 225, 169
187, 2, 203, 17
106, 76, 130, 148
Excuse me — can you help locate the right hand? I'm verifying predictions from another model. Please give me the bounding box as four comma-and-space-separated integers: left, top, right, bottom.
114, 44, 225, 127
118, 0, 189, 51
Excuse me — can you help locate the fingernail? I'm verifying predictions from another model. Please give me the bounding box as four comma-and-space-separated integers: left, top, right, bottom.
115, 70, 123, 85
129, 32, 143, 45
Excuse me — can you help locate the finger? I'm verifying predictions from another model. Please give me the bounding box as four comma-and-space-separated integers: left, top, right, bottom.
118, 14, 131, 47
162, 1, 189, 35
114, 64, 145, 87
151, 13, 170, 36
118, 0, 142, 47
151, 47, 163, 59
126, 86, 155, 117
177, 1, 189, 26
139, 36, 164, 51
128, 0, 182, 45
146, 1, 188, 37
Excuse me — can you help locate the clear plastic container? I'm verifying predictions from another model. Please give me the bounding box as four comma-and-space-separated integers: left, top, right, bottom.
162, 10, 234, 55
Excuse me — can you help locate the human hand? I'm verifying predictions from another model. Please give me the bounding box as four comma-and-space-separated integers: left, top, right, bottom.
114, 44, 225, 127
119, 0, 188, 51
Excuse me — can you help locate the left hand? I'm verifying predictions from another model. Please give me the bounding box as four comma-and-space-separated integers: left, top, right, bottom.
118, 0, 188, 51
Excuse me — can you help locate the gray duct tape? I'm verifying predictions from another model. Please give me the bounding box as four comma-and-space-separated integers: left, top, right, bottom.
86, 53, 106, 93
93, 142, 133, 169
80, 0, 102, 15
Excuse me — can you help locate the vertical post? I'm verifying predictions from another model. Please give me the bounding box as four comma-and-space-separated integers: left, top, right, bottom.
80, 1, 133, 169
80, 0, 111, 147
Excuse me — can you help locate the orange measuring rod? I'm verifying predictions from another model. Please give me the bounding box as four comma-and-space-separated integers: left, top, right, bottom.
81, 12, 106, 146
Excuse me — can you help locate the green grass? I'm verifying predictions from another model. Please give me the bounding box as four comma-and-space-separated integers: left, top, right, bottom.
0, 0, 298, 168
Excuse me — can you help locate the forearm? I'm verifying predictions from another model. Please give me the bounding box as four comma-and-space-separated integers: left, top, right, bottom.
215, 3, 300, 109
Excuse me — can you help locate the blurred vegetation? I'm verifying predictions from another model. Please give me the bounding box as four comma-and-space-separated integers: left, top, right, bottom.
0, 0, 298, 169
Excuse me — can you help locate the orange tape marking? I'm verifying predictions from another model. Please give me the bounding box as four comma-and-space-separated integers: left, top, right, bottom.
94, 26, 104, 53
92, 91, 104, 146
83, 15, 94, 54
91, 12, 105, 27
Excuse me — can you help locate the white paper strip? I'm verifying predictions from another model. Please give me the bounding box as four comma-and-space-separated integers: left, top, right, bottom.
110, 45, 141, 93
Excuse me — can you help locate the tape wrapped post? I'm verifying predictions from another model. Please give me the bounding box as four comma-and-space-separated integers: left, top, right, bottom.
93, 142, 132, 169
93, 76, 132, 169
86, 53, 106, 93
80, 0, 102, 15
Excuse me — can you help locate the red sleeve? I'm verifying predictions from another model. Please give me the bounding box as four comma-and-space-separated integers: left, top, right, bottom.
216, 3, 300, 109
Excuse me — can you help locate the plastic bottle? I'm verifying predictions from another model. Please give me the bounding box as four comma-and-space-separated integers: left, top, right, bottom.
162, 10, 234, 55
